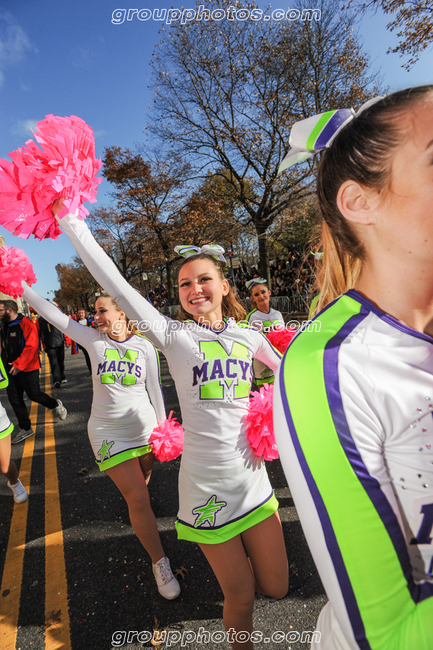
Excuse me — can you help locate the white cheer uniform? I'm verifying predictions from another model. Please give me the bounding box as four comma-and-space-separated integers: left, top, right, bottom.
274, 290, 433, 650
21, 285, 166, 471
58, 213, 282, 543
0, 402, 13, 440
247, 307, 284, 385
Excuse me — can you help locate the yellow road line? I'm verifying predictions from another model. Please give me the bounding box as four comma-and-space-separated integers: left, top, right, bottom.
43, 355, 71, 650
0, 400, 37, 650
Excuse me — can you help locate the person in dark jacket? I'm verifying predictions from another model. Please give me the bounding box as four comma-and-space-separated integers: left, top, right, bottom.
38, 313, 69, 389
76, 308, 92, 375
0, 300, 68, 444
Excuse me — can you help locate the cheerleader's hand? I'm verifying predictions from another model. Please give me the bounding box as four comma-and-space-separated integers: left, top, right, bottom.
52, 198, 66, 216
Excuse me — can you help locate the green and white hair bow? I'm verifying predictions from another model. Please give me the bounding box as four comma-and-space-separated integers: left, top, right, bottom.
278, 97, 384, 173
174, 244, 226, 263
245, 277, 267, 290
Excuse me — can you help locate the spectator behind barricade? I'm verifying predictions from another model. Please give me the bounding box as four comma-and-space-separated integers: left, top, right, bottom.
0, 299, 68, 444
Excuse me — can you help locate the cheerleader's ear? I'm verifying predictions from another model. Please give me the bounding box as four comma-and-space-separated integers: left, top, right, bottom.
337, 180, 378, 226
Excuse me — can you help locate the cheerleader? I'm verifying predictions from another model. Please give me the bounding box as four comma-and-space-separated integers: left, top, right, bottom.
0, 355, 28, 503
275, 86, 433, 649
20, 284, 180, 600
246, 278, 284, 385
51, 206, 288, 650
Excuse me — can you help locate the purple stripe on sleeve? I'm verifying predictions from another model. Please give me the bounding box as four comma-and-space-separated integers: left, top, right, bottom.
347, 290, 433, 344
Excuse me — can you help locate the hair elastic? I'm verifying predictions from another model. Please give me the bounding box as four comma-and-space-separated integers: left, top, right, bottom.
278, 96, 384, 173
246, 278, 267, 291
174, 244, 226, 263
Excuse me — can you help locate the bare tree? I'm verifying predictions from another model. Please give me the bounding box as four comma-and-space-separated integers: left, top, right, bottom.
88, 207, 146, 283
347, 0, 433, 68
55, 258, 100, 312
150, 0, 378, 283
100, 147, 241, 301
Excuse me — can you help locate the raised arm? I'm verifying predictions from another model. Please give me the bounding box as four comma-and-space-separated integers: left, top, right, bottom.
55, 209, 170, 351
21, 283, 95, 348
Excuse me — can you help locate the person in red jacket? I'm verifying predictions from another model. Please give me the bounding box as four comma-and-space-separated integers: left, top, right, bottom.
0, 300, 67, 444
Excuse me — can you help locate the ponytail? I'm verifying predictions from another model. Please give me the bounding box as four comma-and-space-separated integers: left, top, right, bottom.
310, 221, 361, 317
312, 85, 433, 317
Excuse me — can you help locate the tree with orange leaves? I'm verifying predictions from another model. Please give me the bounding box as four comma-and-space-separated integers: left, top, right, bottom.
54, 257, 100, 313
99, 147, 240, 302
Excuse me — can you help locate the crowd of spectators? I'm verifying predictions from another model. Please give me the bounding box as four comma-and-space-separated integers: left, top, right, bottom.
233, 251, 315, 305
148, 285, 171, 309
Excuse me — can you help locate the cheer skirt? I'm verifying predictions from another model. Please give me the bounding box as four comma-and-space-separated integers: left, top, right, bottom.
88, 403, 157, 471
0, 402, 13, 440
176, 452, 278, 544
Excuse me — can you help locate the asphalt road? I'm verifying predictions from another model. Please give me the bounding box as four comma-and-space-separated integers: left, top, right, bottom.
0, 350, 327, 650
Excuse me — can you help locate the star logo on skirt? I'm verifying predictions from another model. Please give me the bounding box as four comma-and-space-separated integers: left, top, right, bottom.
97, 439, 114, 462
192, 495, 227, 528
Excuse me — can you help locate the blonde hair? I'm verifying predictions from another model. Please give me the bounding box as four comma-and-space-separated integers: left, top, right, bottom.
176, 254, 247, 322
311, 222, 362, 315
97, 293, 139, 334
312, 85, 433, 317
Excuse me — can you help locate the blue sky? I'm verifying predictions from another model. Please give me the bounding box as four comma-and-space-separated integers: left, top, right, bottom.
0, 0, 432, 298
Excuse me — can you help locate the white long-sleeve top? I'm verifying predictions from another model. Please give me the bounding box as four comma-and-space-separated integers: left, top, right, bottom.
21, 283, 166, 423
274, 290, 433, 650
57, 213, 282, 463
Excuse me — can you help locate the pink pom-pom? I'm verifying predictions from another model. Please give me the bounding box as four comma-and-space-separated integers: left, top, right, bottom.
150, 411, 184, 462
266, 325, 296, 354
0, 245, 37, 298
246, 383, 278, 461
0, 114, 102, 240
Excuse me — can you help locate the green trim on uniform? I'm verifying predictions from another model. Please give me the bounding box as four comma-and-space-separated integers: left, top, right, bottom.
308, 294, 320, 319
175, 492, 278, 544
282, 294, 433, 649
0, 357, 9, 389
256, 376, 275, 386
95, 444, 152, 471
0, 420, 14, 440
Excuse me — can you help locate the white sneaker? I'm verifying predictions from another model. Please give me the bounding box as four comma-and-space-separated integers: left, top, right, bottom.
7, 479, 28, 503
55, 399, 67, 420
11, 428, 34, 444
61, 379, 67, 384
152, 557, 181, 600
